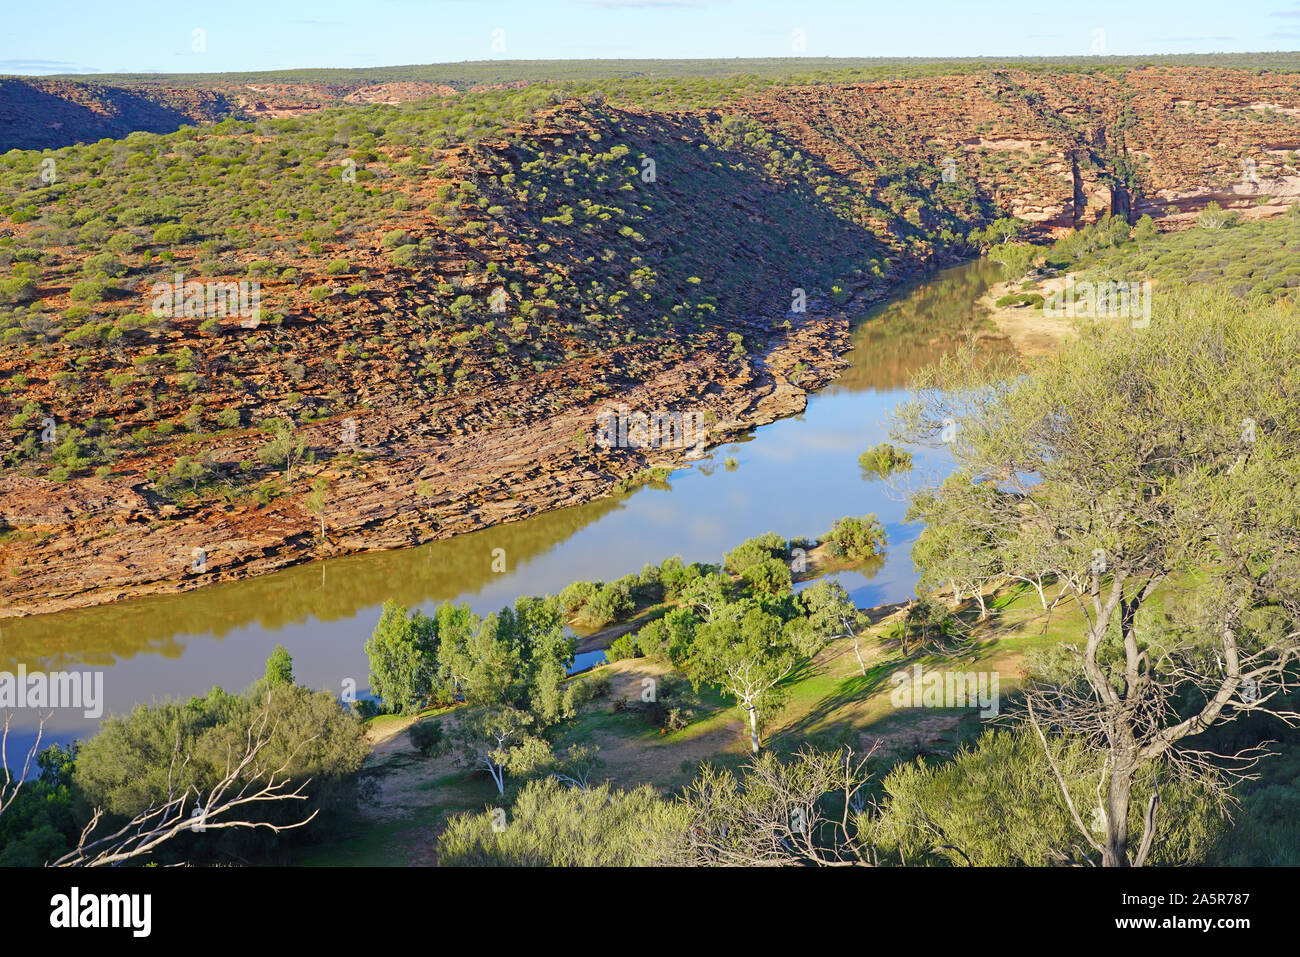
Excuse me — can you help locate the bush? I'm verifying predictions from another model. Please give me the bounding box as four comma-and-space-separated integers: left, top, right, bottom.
557, 579, 599, 614
569, 673, 611, 707
632, 607, 696, 663
859, 442, 913, 479
437, 779, 685, 866
994, 292, 1044, 309
389, 244, 420, 266
84, 252, 127, 278
0, 276, 37, 303
408, 720, 446, 757
723, 532, 787, 577
605, 632, 639, 662
740, 556, 793, 596
153, 223, 200, 246
576, 582, 633, 629
826, 514, 887, 561
68, 279, 107, 303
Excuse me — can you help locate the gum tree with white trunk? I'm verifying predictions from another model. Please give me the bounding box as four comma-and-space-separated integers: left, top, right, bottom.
893, 294, 1300, 866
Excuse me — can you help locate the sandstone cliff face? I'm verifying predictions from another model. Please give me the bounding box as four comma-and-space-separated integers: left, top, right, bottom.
740, 67, 1300, 230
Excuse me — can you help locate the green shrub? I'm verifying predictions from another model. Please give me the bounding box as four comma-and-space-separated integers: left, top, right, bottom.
437, 779, 685, 866
605, 632, 639, 662
68, 279, 107, 303
408, 720, 446, 757
825, 514, 887, 561
858, 442, 914, 479
873, 729, 1227, 866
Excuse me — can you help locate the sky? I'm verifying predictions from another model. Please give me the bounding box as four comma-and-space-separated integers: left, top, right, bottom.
2, 0, 1300, 76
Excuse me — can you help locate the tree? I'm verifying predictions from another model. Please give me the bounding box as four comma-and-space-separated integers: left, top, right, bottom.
451, 706, 533, 796
363, 600, 440, 714
891, 596, 955, 657
1197, 201, 1237, 230
1133, 214, 1157, 244
677, 571, 732, 619
907, 473, 1005, 620
797, 579, 869, 675
683, 599, 804, 754
498, 595, 577, 724
265, 645, 294, 687
439, 610, 522, 708
56, 695, 322, 866
0, 715, 80, 865
7, 684, 366, 867
0, 736, 79, 866
979, 216, 1024, 246
257, 419, 306, 483
893, 293, 1300, 866
872, 728, 1227, 866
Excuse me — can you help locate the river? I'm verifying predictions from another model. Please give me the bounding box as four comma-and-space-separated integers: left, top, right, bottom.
0, 259, 1007, 758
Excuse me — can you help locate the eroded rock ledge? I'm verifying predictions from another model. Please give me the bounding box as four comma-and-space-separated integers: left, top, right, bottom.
0, 309, 852, 618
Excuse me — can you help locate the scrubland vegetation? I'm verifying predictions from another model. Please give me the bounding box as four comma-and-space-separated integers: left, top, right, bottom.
5, 55, 1300, 871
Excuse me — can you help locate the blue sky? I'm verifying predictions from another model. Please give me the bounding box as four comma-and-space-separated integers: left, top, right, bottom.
4, 0, 1300, 75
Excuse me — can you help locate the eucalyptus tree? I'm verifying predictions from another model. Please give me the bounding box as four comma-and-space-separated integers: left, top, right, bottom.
797, 579, 871, 676
496, 595, 577, 724
893, 293, 1300, 866
363, 601, 442, 715
683, 595, 827, 754
907, 472, 1005, 619
450, 706, 533, 797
